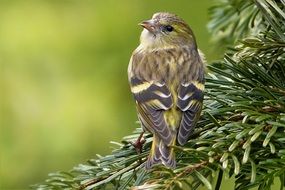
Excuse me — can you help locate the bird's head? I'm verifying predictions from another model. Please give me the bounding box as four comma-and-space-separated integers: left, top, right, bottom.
139, 12, 197, 50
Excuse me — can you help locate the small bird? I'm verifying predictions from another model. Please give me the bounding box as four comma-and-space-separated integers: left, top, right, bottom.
128, 12, 205, 169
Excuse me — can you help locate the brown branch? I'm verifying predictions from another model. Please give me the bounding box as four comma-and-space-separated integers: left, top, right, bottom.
79, 161, 145, 190
176, 159, 212, 179
79, 176, 108, 190
164, 156, 220, 190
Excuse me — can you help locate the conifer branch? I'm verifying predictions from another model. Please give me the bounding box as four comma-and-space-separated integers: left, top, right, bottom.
34, 1, 285, 189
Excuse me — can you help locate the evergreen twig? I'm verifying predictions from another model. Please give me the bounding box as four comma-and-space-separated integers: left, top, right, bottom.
34, 1, 285, 189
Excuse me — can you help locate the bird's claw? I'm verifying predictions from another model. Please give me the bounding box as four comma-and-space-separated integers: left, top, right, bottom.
131, 138, 145, 154
130, 132, 145, 154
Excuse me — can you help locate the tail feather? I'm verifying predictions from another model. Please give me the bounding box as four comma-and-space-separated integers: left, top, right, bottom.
145, 135, 160, 169
160, 140, 176, 168
146, 135, 176, 169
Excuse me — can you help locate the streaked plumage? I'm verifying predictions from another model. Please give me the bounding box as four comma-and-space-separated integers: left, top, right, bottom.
128, 12, 205, 169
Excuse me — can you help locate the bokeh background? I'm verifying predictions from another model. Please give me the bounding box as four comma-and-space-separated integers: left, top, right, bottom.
0, 1, 217, 189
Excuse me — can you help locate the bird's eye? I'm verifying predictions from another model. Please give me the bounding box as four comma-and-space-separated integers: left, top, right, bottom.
165, 25, 174, 32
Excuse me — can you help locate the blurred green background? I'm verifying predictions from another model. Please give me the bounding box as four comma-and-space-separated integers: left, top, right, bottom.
0, 1, 216, 189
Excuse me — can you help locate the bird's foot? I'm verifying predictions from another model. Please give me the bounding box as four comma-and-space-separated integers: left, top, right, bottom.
131, 132, 145, 154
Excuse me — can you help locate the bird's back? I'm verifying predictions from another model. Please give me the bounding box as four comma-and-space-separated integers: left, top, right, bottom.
129, 44, 203, 129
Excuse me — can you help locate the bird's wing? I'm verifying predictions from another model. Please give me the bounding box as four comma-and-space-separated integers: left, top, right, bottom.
130, 77, 173, 146
177, 61, 205, 145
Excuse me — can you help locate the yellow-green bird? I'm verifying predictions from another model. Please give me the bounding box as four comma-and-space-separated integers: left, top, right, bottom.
128, 12, 205, 169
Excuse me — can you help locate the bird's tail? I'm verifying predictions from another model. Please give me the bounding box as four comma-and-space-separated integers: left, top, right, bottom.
146, 134, 176, 169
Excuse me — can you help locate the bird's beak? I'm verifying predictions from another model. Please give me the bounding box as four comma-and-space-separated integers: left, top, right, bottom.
139, 20, 157, 33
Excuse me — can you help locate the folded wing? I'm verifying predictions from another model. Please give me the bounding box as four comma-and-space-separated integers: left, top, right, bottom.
130, 77, 173, 146
177, 77, 204, 145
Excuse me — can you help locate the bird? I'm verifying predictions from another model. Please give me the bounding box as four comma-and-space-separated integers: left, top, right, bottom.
128, 12, 205, 169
